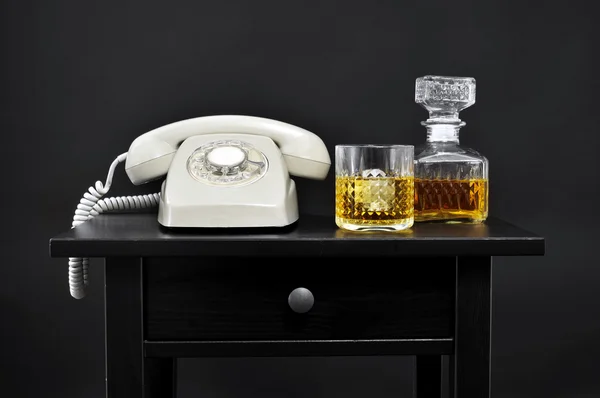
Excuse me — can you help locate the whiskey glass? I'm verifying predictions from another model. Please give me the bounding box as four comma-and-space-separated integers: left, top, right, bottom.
335, 145, 414, 231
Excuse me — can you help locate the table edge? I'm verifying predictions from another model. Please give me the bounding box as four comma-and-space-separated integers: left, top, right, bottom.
49, 236, 546, 258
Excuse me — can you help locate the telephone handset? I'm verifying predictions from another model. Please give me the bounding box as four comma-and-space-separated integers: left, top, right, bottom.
125, 114, 330, 184
68, 115, 331, 298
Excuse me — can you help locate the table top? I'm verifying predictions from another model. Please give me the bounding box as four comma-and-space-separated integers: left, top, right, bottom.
49, 213, 545, 258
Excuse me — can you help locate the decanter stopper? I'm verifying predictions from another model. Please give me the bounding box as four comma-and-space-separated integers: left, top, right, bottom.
415, 75, 476, 124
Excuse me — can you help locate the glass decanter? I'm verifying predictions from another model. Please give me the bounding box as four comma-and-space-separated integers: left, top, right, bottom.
413, 75, 488, 223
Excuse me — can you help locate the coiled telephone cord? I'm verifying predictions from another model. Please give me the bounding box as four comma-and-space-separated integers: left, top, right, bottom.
69, 153, 160, 299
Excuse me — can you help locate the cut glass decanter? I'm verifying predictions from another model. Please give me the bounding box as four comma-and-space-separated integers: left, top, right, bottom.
413, 75, 489, 223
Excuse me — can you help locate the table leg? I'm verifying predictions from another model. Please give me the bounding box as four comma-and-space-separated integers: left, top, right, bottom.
454, 256, 492, 398
448, 355, 454, 398
105, 257, 177, 398
414, 355, 442, 398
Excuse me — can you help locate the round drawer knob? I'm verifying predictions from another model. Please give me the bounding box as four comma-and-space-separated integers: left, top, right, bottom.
288, 287, 314, 314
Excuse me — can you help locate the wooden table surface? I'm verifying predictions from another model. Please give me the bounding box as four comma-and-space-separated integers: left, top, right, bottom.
49, 213, 545, 258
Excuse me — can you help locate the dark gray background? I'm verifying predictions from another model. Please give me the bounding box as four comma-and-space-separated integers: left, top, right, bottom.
1, 0, 597, 397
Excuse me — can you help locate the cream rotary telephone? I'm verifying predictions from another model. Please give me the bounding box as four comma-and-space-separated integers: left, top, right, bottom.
68, 115, 331, 299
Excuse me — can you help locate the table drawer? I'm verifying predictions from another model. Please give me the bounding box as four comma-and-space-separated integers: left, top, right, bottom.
144, 257, 455, 341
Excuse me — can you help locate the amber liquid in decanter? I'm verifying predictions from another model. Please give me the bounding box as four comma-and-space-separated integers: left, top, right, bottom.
414, 178, 487, 222
413, 75, 489, 223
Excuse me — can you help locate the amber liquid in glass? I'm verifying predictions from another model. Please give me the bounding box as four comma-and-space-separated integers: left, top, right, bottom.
335, 176, 414, 229
414, 178, 488, 223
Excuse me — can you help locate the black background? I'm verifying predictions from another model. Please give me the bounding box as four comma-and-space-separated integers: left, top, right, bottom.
1, 0, 598, 397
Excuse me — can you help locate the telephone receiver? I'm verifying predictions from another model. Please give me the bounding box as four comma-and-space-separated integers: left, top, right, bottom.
68, 115, 331, 299
125, 114, 331, 185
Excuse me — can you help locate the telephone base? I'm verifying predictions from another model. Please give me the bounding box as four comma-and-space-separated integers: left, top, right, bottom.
157, 184, 300, 228
155, 133, 302, 228
157, 219, 300, 233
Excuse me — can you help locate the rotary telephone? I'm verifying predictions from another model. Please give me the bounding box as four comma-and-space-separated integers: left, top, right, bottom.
68, 115, 331, 298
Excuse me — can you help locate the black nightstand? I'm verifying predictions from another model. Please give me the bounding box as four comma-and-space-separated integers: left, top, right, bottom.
49, 214, 544, 398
